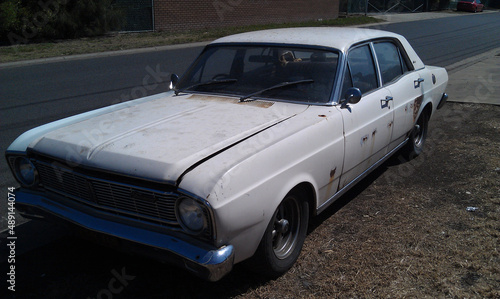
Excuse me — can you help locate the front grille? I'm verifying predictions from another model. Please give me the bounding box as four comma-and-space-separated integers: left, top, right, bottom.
36, 162, 93, 201
92, 180, 177, 222
34, 160, 179, 225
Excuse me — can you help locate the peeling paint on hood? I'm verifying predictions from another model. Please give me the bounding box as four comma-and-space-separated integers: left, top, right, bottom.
30, 93, 307, 184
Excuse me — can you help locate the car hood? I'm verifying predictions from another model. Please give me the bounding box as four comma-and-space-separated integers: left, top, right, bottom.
28, 93, 307, 184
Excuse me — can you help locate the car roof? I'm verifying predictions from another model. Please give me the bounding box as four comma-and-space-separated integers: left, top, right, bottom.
211, 27, 403, 52
211, 27, 425, 70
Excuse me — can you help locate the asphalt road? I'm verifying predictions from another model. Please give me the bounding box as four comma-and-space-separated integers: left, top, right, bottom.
368, 12, 500, 67
0, 12, 499, 230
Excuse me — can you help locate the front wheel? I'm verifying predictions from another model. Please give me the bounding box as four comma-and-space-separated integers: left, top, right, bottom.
248, 188, 309, 278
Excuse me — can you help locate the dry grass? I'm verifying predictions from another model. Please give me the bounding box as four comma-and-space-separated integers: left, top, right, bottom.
0, 16, 382, 63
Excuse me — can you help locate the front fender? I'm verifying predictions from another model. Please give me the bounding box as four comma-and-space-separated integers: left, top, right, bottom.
179, 105, 345, 263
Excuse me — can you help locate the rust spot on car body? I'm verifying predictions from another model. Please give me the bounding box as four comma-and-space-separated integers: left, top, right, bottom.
330, 167, 337, 180
413, 95, 424, 122
237, 100, 275, 108
325, 167, 338, 197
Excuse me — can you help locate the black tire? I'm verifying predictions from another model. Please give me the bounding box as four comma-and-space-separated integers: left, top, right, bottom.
247, 188, 309, 278
401, 111, 429, 160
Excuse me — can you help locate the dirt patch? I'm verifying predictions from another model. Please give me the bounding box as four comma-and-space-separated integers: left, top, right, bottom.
2, 102, 499, 298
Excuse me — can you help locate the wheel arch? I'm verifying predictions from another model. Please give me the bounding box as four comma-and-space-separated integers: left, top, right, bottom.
416, 101, 433, 125
292, 182, 318, 218
422, 102, 433, 118
251, 180, 316, 254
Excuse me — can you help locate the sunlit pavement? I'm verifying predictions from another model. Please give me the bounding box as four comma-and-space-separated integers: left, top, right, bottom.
446, 48, 500, 105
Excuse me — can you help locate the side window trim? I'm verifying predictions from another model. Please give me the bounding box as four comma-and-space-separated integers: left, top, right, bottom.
369, 42, 383, 89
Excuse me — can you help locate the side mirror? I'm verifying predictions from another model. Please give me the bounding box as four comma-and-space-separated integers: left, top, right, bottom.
341, 87, 362, 109
170, 74, 179, 90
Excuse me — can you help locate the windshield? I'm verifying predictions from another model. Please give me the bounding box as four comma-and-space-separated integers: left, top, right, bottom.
176, 45, 339, 104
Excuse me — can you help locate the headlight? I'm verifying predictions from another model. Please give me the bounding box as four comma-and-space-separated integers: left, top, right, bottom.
176, 197, 206, 234
13, 157, 38, 187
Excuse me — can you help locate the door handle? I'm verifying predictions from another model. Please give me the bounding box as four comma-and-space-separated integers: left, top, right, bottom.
381, 96, 393, 108
414, 78, 424, 88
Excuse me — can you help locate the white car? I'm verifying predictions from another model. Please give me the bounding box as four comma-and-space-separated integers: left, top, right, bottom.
6, 27, 448, 281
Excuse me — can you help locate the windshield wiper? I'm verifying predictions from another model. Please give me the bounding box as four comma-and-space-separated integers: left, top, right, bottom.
239, 79, 314, 102
175, 79, 237, 95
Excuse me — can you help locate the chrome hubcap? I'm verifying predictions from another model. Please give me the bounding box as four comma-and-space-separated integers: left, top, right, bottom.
272, 197, 300, 260
414, 118, 426, 148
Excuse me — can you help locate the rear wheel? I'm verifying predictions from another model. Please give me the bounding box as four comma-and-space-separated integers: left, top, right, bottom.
248, 188, 309, 278
402, 111, 429, 160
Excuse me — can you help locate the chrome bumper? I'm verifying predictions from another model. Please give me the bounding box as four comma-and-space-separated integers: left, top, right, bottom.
437, 93, 448, 110
14, 189, 234, 282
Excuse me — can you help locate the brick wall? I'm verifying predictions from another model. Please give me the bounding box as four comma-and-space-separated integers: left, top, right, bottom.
153, 0, 339, 32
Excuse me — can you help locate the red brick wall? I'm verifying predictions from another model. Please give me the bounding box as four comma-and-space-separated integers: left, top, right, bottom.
153, 0, 339, 32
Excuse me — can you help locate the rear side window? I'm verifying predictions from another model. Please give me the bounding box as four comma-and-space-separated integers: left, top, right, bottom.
373, 42, 406, 85
347, 45, 378, 94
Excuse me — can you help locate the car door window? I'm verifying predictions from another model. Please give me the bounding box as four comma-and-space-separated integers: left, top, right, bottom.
347, 45, 378, 94
373, 42, 404, 85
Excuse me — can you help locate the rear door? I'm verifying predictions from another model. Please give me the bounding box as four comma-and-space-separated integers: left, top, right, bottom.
372, 41, 423, 151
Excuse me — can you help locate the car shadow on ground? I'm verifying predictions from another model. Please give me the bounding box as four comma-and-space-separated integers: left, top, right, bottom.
1, 229, 273, 298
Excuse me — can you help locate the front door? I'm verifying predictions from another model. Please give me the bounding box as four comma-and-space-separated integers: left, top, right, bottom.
338, 44, 394, 189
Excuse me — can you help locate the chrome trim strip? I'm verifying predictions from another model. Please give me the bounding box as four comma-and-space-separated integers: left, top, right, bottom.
317, 139, 408, 214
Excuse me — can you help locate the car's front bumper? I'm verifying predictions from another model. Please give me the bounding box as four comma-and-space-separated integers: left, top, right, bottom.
14, 189, 234, 282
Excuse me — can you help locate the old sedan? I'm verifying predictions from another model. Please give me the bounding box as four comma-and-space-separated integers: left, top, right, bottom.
6, 27, 448, 281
